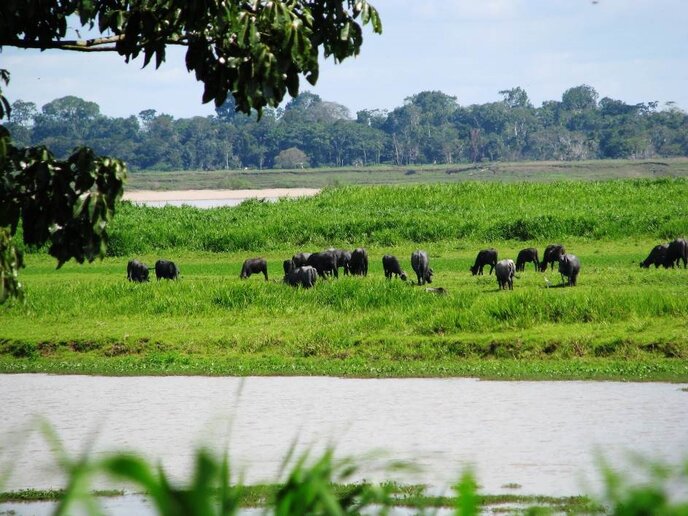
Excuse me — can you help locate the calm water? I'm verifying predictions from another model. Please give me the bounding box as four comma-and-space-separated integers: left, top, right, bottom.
133, 197, 278, 208
1, 375, 687, 497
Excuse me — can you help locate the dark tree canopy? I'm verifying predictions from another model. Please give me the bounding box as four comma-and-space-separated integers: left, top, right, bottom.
0, 0, 382, 114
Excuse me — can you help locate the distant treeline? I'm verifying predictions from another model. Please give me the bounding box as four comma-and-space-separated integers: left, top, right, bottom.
3, 85, 687, 171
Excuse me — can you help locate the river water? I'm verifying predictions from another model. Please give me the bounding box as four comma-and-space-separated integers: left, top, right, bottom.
1, 375, 687, 498
132, 198, 276, 208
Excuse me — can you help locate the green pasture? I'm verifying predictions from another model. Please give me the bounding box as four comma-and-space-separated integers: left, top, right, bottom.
2, 239, 687, 380
3, 179, 688, 379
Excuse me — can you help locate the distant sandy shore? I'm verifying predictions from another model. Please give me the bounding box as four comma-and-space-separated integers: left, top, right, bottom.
123, 188, 320, 202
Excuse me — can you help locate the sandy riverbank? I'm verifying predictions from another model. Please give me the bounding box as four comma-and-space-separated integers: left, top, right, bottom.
123, 188, 320, 202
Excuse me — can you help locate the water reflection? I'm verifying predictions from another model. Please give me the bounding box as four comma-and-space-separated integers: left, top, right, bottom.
1, 375, 686, 496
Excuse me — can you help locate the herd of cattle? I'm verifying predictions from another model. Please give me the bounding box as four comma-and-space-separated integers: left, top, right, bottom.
125, 238, 687, 291
639, 238, 688, 269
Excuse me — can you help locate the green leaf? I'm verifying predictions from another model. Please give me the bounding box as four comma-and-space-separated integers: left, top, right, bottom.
340, 22, 350, 41
73, 192, 90, 218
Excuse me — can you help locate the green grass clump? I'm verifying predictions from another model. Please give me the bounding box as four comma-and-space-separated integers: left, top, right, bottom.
100, 179, 688, 256
6, 435, 684, 515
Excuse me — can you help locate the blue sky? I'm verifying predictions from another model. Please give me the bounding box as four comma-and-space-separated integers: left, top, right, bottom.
3, 0, 687, 118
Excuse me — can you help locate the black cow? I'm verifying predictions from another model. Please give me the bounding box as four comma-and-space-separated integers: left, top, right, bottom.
640, 244, 669, 268
291, 252, 312, 267
411, 250, 433, 285
349, 248, 369, 276
515, 248, 539, 272
127, 259, 149, 283
240, 258, 268, 280
284, 265, 318, 288
558, 253, 580, 286
155, 259, 179, 280
470, 248, 497, 276
665, 238, 688, 269
382, 255, 407, 281
540, 244, 566, 272
283, 259, 294, 275
329, 248, 352, 275
306, 251, 338, 278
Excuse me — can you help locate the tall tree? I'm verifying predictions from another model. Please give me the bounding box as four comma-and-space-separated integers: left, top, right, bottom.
8, 100, 38, 127
1, 100, 37, 147
561, 85, 599, 113
32, 96, 104, 157
499, 88, 537, 160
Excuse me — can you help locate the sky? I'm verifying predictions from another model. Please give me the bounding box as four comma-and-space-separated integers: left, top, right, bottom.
2, 0, 687, 119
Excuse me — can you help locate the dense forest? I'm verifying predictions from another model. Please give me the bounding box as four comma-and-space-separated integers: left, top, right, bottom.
3, 85, 687, 171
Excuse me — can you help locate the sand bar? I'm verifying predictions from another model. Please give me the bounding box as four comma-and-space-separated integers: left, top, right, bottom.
123, 188, 320, 202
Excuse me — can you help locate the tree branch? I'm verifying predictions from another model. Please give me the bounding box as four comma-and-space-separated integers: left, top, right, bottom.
1, 36, 123, 51
0, 36, 188, 52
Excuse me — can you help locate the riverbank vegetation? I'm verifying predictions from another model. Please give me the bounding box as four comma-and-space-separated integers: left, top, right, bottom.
2, 442, 684, 514
113, 179, 688, 253
2, 180, 688, 380
0, 486, 603, 513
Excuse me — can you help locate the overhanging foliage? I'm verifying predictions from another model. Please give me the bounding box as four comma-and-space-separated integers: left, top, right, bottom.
0, 0, 382, 114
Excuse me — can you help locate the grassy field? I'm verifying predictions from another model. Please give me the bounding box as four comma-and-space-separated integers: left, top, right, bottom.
126, 158, 688, 191
2, 180, 688, 380
1, 241, 687, 380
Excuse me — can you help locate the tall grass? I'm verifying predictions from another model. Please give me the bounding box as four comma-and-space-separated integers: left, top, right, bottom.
102, 179, 688, 255
3, 426, 684, 514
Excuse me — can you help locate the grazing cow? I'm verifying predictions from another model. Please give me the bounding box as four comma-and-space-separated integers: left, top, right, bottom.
640, 244, 669, 268
127, 259, 149, 283
283, 259, 294, 275
495, 259, 516, 290
240, 258, 268, 280
558, 253, 580, 286
665, 238, 688, 269
349, 248, 369, 276
155, 259, 180, 280
329, 248, 352, 275
291, 252, 312, 267
470, 248, 498, 276
382, 255, 407, 281
306, 251, 338, 278
411, 250, 433, 285
515, 248, 539, 272
540, 244, 566, 272
284, 265, 318, 289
